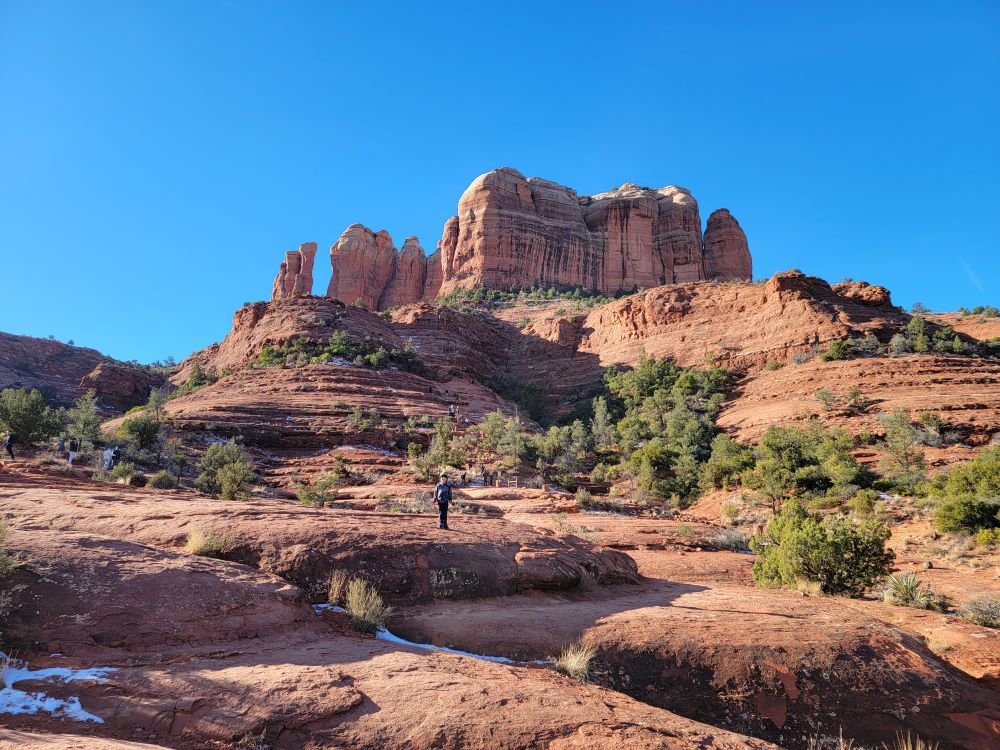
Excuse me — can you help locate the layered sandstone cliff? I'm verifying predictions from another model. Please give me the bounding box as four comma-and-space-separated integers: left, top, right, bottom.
436, 168, 750, 297
271, 242, 317, 300
268, 168, 751, 310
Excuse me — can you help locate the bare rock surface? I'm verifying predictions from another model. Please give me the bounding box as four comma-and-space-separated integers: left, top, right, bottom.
77, 362, 167, 412
271, 242, 317, 300
718, 354, 1000, 444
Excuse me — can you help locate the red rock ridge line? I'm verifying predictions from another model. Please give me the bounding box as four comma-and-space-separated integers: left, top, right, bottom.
268, 167, 751, 311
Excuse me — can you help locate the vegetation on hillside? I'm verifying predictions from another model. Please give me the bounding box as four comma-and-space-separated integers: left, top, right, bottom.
255, 331, 430, 376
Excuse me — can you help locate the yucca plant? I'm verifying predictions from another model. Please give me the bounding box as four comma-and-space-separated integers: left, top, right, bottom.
553, 642, 597, 682
884, 730, 940, 750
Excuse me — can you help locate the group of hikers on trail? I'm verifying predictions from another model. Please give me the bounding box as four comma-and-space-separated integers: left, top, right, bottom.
2, 433, 120, 469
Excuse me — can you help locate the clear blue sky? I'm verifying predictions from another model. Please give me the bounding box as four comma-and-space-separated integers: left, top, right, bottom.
1, 1, 997, 363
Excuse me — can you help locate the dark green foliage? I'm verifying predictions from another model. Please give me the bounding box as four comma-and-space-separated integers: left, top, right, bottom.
0, 388, 63, 446
700, 434, 754, 490
741, 423, 863, 509
118, 415, 160, 450
255, 332, 429, 376
195, 441, 256, 499
148, 470, 178, 489
750, 499, 894, 595
934, 496, 1000, 534
172, 361, 218, 397
592, 355, 729, 505
0, 519, 16, 577
483, 375, 547, 422
878, 409, 926, 493
929, 446, 1000, 503
67, 391, 101, 444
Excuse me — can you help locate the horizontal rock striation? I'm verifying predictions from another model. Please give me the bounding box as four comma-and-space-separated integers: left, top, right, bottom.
268, 168, 751, 310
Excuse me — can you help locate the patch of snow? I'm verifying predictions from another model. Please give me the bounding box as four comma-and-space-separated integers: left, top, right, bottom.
0, 653, 114, 723
312, 605, 550, 665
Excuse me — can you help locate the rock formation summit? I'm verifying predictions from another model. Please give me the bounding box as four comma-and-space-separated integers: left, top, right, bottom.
269, 168, 751, 310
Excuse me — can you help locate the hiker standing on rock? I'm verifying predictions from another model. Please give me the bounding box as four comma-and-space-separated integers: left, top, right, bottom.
3, 433, 15, 461
434, 473, 452, 530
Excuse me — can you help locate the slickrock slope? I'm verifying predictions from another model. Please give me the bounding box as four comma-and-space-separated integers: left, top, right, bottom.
270, 241, 317, 300
930, 311, 1000, 343
0, 478, 772, 750
395, 584, 1000, 749
718, 354, 1000, 444
578, 271, 907, 371
0, 332, 164, 410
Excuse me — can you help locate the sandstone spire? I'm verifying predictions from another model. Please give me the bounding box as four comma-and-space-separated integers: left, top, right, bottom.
271, 242, 317, 300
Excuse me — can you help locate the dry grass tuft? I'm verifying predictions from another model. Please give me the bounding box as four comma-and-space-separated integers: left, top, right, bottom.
327, 569, 350, 606
183, 528, 230, 558
883, 731, 940, 750
553, 641, 597, 682
344, 578, 393, 633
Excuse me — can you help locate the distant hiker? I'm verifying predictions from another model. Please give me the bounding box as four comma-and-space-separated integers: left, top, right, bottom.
461, 471, 467, 486
102, 446, 114, 472
68, 438, 79, 466
3, 433, 15, 461
111, 446, 122, 469
57, 437, 65, 454
434, 473, 453, 530
448, 404, 455, 417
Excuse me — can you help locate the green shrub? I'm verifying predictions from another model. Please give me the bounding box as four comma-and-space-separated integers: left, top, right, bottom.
327, 569, 350, 605
344, 578, 393, 633
974, 528, 1000, 547
750, 499, 894, 595
933, 496, 1000, 534
929, 446, 1000, 503
0, 388, 63, 446
878, 409, 926, 494
296, 472, 341, 507
881, 572, 947, 611
109, 462, 137, 482
67, 391, 101, 445
846, 488, 879, 517
700, 434, 754, 491
148, 470, 178, 489
118, 415, 160, 451
960, 594, 1000, 629
195, 441, 256, 498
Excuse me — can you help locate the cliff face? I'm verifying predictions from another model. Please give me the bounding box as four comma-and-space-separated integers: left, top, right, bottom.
271, 242, 317, 300
269, 167, 751, 310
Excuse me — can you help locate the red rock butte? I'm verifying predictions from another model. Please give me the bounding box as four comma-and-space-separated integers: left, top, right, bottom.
271, 167, 752, 309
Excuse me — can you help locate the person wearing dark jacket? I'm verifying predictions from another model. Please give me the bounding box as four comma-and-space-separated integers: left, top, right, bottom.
3, 433, 15, 461
68, 437, 79, 466
433, 473, 452, 530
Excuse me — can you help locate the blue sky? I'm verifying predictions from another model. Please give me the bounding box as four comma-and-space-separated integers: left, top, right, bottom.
1, 1, 997, 363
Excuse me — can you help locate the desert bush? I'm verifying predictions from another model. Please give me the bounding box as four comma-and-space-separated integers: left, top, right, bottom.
296, 472, 341, 507
219, 461, 256, 501
574, 487, 593, 507
878, 409, 926, 494
67, 391, 101, 445
675, 522, 696, 539
846, 488, 880, 517
148, 470, 178, 489
195, 441, 255, 498
881, 572, 947, 611
344, 578, 393, 633
960, 594, 1000, 629
109, 462, 137, 482
765, 359, 782, 371
705, 528, 750, 552
933, 496, 1000, 534
0, 520, 17, 577
929, 446, 1000, 503
700, 434, 754, 491
118, 415, 160, 451
974, 528, 1000, 547
750, 499, 894, 595
0, 388, 63, 446
553, 641, 596, 682
184, 528, 229, 558
327, 569, 350, 605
